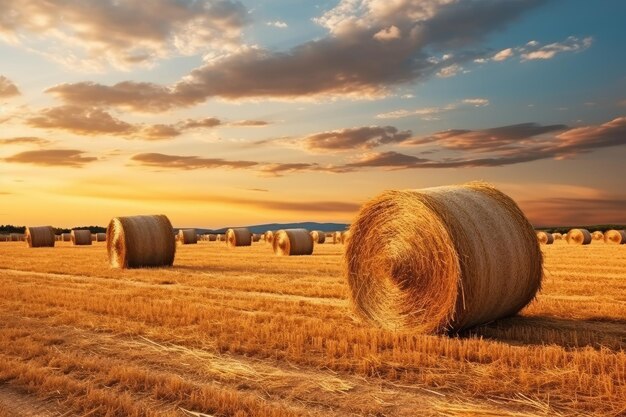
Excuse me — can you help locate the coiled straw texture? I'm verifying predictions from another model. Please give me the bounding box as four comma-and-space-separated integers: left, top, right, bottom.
604, 229, 626, 245
107, 214, 176, 269
26, 226, 55, 248
344, 182, 543, 334
566, 229, 592, 245
226, 228, 252, 247
273, 229, 314, 256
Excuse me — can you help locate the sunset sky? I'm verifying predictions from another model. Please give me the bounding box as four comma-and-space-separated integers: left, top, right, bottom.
1, 0, 625, 228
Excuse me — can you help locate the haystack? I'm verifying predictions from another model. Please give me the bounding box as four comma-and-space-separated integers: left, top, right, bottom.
178, 229, 198, 244
552, 232, 563, 240
333, 231, 342, 244
264, 231, 274, 245
604, 229, 626, 245
71, 230, 92, 246
208, 234, 217, 242
344, 182, 543, 333
536, 231, 554, 245
252, 233, 261, 242
25, 226, 55, 248
566, 229, 592, 245
310, 230, 326, 244
273, 229, 314, 256
62, 233, 71, 242
340, 230, 351, 244
96, 233, 106, 242
226, 228, 252, 247
591, 231, 604, 241
107, 214, 176, 268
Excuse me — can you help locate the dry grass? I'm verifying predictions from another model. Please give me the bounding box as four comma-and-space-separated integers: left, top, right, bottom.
0, 240, 624, 416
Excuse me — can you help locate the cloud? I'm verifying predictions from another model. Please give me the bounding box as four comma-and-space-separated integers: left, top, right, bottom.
0, 137, 50, 146
266, 21, 288, 28
230, 120, 269, 127
4, 149, 97, 167
302, 126, 412, 152
376, 98, 489, 120
520, 197, 626, 226
373, 25, 401, 41
436, 63, 463, 78
26, 105, 135, 135
180, 117, 222, 129
346, 151, 430, 168
0, 0, 251, 70
44, 0, 546, 109
131, 152, 258, 170
492, 47, 514, 61
0, 76, 20, 98
483, 36, 592, 63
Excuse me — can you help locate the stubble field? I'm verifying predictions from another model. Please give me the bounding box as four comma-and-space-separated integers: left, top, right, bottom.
0, 240, 624, 416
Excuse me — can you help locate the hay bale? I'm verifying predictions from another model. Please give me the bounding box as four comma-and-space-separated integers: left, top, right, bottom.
341, 230, 351, 244
178, 229, 198, 244
333, 231, 342, 244
91, 234, 97, 242
25, 226, 55, 248
552, 232, 563, 240
9, 233, 23, 242
536, 231, 554, 245
264, 231, 274, 245
252, 233, 261, 242
604, 229, 626, 245
344, 182, 543, 333
226, 228, 252, 247
71, 230, 92, 246
61, 233, 71, 242
273, 229, 314, 256
310, 230, 326, 244
107, 214, 176, 268
566, 229, 592, 245
591, 231, 604, 241
207, 234, 217, 242
96, 233, 106, 242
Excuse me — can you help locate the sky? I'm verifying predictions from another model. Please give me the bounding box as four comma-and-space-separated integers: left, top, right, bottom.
1, 0, 625, 228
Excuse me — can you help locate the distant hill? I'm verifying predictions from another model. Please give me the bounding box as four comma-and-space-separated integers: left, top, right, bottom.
177, 222, 350, 235
535, 224, 626, 234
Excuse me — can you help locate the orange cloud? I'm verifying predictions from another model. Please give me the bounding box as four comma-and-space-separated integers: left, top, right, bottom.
4, 149, 97, 167
0, 76, 20, 98
131, 153, 258, 170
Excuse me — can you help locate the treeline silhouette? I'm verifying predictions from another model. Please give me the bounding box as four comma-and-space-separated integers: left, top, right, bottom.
0, 225, 106, 234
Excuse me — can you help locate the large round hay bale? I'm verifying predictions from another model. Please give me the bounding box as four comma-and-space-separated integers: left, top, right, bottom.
71, 230, 92, 246
591, 231, 604, 241
264, 231, 274, 245
96, 233, 106, 242
61, 233, 71, 242
536, 231, 554, 245
178, 229, 198, 244
310, 230, 326, 244
226, 228, 252, 247
273, 229, 314, 256
344, 182, 543, 333
566, 229, 592, 245
604, 229, 626, 245
25, 226, 55, 248
107, 214, 176, 268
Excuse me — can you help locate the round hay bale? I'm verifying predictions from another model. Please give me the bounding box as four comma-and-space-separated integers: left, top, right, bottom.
91, 234, 97, 242
333, 231, 342, 244
71, 230, 92, 246
178, 229, 198, 244
226, 228, 252, 247
341, 230, 351, 244
208, 234, 217, 242
344, 182, 543, 333
552, 232, 563, 240
25, 226, 55, 248
252, 233, 261, 242
273, 229, 314, 256
61, 233, 72, 242
536, 231, 554, 245
216, 234, 224, 242
264, 231, 274, 245
310, 230, 326, 244
566, 229, 592, 245
96, 233, 106, 242
107, 214, 176, 269
591, 231, 604, 241
604, 229, 626, 245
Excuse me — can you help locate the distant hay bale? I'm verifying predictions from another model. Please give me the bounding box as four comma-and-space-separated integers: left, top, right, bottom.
91, 234, 97, 242
208, 234, 217, 242
264, 231, 274, 245
61, 233, 71, 242
591, 231, 604, 241
273, 229, 314, 256
178, 229, 198, 244
107, 214, 176, 269
604, 229, 626, 245
9, 233, 21, 242
25, 226, 55, 248
536, 231, 554, 245
252, 233, 261, 242
226, 228, 252, 247
96, 233, 106, 242
552, 232, 563, 240
566, 229, 592, 245
333, 231, 342, 244
344, 182, 543, 333
216, 234, 224, 242
310, 230, 326, 244
340, 230, 351, 244
71, 230, 92, 246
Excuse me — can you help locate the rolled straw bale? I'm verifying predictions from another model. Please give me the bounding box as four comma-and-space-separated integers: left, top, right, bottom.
333, 231, 342, 244
344, 182, 542, 333
71, 229, 92, 246
91, 234, 97, 242
264, 231, 274, 245
591, 231, 604, 241
341, 230, 351, 244
178, 229, 198, 244
226, 228, 252, 247
96, 233, 106, 242
25, 226, 55, 248
536, 231, 554, 245
216, 234, 224, 242
310, 230, 326, 244
107, 214, 176, 269
208, 234, 217, 242
566, 229, 592, 245
273, 229, 314, 256
604, 229, 626, 245
552, 232, 563, 240
252, 233, 261, 242
62, 233, 71, 242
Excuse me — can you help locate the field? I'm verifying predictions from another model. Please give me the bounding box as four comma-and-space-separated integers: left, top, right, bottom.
0, 240, 624, 417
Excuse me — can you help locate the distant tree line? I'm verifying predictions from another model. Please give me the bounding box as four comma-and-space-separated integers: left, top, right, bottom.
0, 225, 106, 234
536, 225, 626, 234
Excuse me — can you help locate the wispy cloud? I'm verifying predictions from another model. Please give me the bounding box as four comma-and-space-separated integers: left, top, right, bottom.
266, 20, 288, 28
376, 98, 489, 120
130, 153, 258, 170
0, 76, 20, 98
0, 137, 50, 146
4, 149, 97, 167
478, 36, 593, 64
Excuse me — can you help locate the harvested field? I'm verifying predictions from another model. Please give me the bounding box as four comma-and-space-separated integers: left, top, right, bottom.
0, 240, 624, 416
